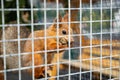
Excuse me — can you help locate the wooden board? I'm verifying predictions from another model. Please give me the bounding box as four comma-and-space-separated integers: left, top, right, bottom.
60, 59, 120, 78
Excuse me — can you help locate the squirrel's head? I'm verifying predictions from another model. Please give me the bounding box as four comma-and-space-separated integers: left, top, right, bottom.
49, 13, 74, 47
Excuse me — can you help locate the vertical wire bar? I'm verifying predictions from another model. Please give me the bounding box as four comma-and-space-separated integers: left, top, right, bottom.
119, 22, 120, 80
110, 0, 113, 79
68, 0, 71, 80
30, 0, 35, 80
116, 2, 120, 79
43, 0, 47, 79
79, 0, 82, 80
16, 0, 21, 80
119, 4, 120, 79
1, 0, 7, 80
90, 0, 93, 80
119, 41, 120, 79
56, 0, 60, 80
100, 0, 103, 80
118, 1, 120, 79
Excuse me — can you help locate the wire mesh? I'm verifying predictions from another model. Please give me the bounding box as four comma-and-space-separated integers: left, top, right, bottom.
0, 0, 120, 80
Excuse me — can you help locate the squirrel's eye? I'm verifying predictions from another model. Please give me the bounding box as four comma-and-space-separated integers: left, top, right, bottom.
62, 30, 67, 35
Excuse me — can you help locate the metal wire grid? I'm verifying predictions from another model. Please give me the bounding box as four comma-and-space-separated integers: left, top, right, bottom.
0, 0, 120, 80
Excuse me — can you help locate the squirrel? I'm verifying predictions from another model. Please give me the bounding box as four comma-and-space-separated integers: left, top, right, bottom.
0, 22, 30, 69
22, 13, 74, 79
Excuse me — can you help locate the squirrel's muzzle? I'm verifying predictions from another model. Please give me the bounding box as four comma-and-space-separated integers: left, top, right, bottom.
59, 37, 74, 47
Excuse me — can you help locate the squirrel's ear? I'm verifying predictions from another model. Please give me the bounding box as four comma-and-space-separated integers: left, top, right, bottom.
51, 15, 62, 29
54, 14, 62, 22
63, 13, 69, 22
49, 15, 62, 30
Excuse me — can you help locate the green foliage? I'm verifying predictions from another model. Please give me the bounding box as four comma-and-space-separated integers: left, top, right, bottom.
82, 9, 115, 33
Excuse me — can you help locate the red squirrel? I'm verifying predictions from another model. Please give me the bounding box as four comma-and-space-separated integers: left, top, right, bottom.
22, 13, 74, 79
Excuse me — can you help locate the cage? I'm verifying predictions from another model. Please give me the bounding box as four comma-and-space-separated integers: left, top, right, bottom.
0, 0, 120, 80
